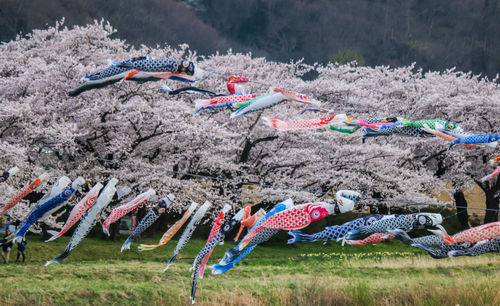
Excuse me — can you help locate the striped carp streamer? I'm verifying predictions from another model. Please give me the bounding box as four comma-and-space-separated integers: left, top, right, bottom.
102, 188, 156, 236
449, 238, 500, 257
13, 177, 85, 243
68, 57, 202, 96
164, 201, 212, 271
287, 214, 393, 244
0, 167, 19, 184
239, 190, 360, 250
429, 221, 500, 245
68, 57, 161, 96
346, 233, 395, 245
0, 172, 50, 216
262, 114, 347, 131
45, 183, 104, 242
389, 229, 472, 259
234, 207, 266, 242
230, 93, 287, 119
194, 94, 258, 114
121, 194, 176, 252
449, 134, 500, 148
190, 207, 245, 304
116, 57, 203, 82
212, 199, 295, 275
45, 179, 118, 266
197, 204, 232, 278
138, 202, 198, 251
344, 213, 443, 241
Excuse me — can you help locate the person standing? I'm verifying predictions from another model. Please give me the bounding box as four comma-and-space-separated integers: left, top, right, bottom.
1, 230, 13, 264
16, 237, 27, 263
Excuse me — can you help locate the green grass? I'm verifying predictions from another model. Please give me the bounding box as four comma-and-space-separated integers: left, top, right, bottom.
0, 235, 498, 305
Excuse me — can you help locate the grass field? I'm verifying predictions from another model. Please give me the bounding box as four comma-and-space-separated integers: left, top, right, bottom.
0, 234, 498, 305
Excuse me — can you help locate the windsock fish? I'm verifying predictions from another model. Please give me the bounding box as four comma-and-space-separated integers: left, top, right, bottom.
0, 173, 50, 215
46, 183, 104, 242
121, 194, 175, 252
213, 199, 295, 273
68, 57, 163, 96
13, 177, 85, 243
45, 179, 118, 265
357, 120, 401, 130
190, 208, 245, 304
230, 93, 287, 119
287, 214, 393, 244
160, 84, 219, 97
116, 58, 203, 82
239, 190, 360, 250
0, 167, 19, 184
164, 201, 212, 271
421, 123, 476, 147
347, 233, 395, 245
271, 87, 321, 106
363, 126, 434, 139
449, 134, 500, 148
344, 213, 443, 240
194, 94, 258, 114
381, 119, 461, 131
429, 221, 500, 245
234, 208, 266, 242
102, 188, 155, 236
227, 75, 249, 94
389, 229, 472, 259
138, 202, 198, 251
449, 238, 500, 257
481, 165, 500, 182
198, 205, 232, 278
262, 114, 347, 131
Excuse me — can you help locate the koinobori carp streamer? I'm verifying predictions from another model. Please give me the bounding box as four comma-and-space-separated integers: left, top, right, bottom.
45, 179, 118, 266
46, 182, 104, 242
262, 114, 347, 131
190, 207, 245, 304
121, 194, 175, 252
102, 188, 156, 236
138, 202, 198, 251
429, 221, 500, 245
0, 173, 50, 216
13, 177, 85, 243
164, 201, 212, 271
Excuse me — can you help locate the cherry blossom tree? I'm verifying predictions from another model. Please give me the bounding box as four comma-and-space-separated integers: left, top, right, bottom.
0, 20, 497, 232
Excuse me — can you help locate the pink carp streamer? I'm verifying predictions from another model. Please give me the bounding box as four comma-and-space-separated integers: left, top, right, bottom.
0, 173, 50, 215
234, 208, 266, 242
263, 114, 347, 131
347, 233, 395, 245
429, 221, 500, 245
194, 94, 258, 112
482, 165, 500, 182
102, 188, 156, 236
198, 204, 232, 278
272, 87, 321, 106
46, 183, 104, 242
239, 202, 335, 250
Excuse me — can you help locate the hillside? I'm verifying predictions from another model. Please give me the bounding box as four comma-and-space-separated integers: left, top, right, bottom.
1, 0, 500, 77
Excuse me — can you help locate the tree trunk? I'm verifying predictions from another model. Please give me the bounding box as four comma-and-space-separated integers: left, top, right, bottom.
453, 190, 470, 229
484, 190, 499, 223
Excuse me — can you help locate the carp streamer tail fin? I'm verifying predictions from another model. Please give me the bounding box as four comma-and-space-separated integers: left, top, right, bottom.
45, 230, 61, 242
164, 254, 177, 272
287, 230, 314, 244
121, 237, 133, 252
